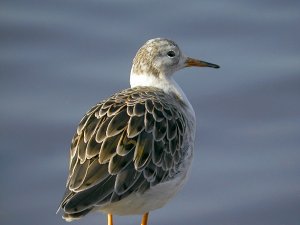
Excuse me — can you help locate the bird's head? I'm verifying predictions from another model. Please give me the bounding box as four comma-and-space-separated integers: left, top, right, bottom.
130, 38, 219, 88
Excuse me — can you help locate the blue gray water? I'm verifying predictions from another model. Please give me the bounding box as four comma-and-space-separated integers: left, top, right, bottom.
1, 0, 300, 225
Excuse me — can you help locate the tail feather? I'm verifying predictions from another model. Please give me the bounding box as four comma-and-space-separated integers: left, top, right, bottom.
63, 207, 93, 222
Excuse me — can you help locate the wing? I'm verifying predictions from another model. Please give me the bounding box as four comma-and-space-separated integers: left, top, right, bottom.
59, 87, 187, 219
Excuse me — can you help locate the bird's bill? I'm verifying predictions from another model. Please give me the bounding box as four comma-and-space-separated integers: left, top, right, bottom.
185, 57, 220, 69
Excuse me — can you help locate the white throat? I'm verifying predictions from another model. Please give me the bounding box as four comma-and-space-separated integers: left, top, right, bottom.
130, 69, 195, 118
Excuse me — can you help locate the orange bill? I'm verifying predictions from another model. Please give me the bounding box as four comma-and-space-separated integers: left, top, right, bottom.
185, 57, 220, 69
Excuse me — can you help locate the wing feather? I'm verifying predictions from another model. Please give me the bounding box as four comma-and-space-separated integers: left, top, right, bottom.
86, 133, 102, 159
115, 167, 141, 195
127, 116, 144, 138
83, 117, 99, 143
134, 130, 153, 171
116, 130, 136, 156
154, 118, 167, 141
77, 135, 87, 163
99, 132, 122, 164
76, 160, 109, 191
108, 150, 134, 175
106, 110, 129, 137
144, 111, 155, 132
95, 117, 112, 143
64, 176, 116, 213
68, 159, 89, 191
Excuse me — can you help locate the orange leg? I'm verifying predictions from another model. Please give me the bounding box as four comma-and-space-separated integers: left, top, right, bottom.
141, 212, 149, 225
108, 214, 113, 225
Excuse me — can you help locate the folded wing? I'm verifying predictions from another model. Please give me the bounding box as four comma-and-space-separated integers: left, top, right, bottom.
59, 87, 187, 219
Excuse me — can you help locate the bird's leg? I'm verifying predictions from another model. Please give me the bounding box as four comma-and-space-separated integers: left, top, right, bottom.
140, 212, 149, 225
108, 214, 113, 225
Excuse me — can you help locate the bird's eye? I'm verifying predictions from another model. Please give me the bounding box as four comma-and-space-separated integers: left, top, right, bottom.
167, 51, 176, 58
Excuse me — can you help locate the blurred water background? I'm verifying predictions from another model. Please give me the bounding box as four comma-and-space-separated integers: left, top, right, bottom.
1, 0, 300, 225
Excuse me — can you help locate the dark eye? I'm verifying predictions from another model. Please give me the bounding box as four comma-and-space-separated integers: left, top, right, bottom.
167, 50, 176, 58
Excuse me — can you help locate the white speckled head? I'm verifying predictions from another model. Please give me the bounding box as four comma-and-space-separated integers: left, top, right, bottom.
130, 38, 219, 91
131, 38, 183, 79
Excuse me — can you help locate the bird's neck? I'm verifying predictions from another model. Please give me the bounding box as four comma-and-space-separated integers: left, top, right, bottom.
130, 70, 171, 91
130, 71, 195, 117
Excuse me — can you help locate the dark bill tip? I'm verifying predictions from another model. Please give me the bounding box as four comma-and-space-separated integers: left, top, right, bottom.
206, 62, 220, 69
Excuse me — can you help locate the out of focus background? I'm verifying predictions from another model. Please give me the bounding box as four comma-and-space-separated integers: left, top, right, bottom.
1, 0, 299, 225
